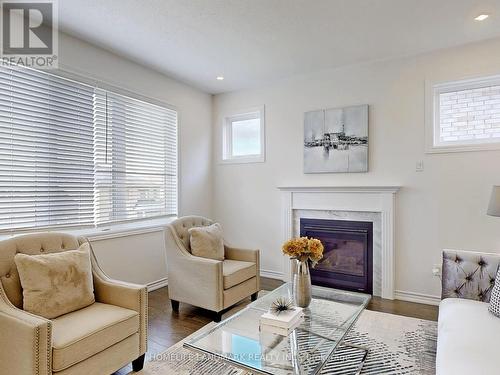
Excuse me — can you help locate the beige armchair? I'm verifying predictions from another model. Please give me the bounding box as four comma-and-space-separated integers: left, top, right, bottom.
165, 216, 260, 321
0, 232, 148, 375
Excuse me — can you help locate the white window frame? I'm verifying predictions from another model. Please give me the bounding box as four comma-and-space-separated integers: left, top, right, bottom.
425, 74, 500, 153
221, 105, 265, 164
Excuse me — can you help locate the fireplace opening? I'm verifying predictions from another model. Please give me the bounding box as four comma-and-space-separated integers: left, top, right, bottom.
300, 218, 373, 294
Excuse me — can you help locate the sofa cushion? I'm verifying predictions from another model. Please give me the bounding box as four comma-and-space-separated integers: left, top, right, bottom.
223, 259, 256, 289
51, 302, 139, 372
437, 298, 500, 375
14, 242, 94, 319
189, 223, 225, 261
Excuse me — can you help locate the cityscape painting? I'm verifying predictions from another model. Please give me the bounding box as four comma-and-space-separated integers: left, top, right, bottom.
304, 104, 368, 173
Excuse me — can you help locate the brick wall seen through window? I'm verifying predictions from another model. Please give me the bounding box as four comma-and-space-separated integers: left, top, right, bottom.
439, 85, 500, 144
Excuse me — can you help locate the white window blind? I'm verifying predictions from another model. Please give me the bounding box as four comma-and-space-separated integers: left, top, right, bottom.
0, 64, 178, 232
0, 65, 95, 231
93, 90, 178, 225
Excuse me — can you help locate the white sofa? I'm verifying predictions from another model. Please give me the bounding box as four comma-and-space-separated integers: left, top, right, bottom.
437, 249, 500, 375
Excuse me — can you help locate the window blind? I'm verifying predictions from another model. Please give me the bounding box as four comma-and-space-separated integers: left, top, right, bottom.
0, 64, 178, 231
93, 90, 178, 225
0, 65, 95, 231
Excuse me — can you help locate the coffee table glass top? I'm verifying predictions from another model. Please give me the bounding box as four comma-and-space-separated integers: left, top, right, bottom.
184, 283, 371, 375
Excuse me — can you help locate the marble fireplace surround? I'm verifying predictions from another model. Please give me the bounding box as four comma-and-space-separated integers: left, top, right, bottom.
278, 186, 400, 300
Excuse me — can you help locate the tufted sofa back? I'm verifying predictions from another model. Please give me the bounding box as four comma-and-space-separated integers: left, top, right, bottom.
168, 216, 213, 252
442, 249, 500, 302
0, 232, 86, 308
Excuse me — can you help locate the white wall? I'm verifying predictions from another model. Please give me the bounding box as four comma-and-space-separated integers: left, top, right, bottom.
58, 32, 213, 286
212, 37, 500, 301
89, 230, 167, 287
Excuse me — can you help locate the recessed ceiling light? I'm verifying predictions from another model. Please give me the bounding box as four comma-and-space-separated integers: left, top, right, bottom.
216, 76, 224, 81
475, 14, 489, 21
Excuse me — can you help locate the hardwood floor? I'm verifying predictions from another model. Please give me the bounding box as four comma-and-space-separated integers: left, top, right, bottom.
115, 277, 438, 374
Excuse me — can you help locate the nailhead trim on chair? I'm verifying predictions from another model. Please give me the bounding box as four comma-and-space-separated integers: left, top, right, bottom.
86, 236, 148, 360
0, 284, 52, 375
145, 289, 148, 353
34, 326, 40, 375
46, 321, 52, 374
139, 288, 148, 354
138, 291, 142, 353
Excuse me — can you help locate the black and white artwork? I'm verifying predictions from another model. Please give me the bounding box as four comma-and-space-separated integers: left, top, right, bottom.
304, 104, 368, 173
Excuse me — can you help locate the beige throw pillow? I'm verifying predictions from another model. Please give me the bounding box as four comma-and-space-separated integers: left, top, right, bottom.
189, 223, 225, 261
14, 242, 95, 319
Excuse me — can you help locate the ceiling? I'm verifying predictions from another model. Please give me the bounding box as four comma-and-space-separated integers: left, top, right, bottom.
59, 0, 500, 94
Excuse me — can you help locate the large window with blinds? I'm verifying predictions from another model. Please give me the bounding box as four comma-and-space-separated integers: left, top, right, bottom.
0, 64, 178, 231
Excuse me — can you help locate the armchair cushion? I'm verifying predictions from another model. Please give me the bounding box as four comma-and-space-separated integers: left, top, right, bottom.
14, 242, 94, 319
223, 259, 257, 289
189, 223, 225, 261
0, 232, 83, 309
51, 302, 139, 372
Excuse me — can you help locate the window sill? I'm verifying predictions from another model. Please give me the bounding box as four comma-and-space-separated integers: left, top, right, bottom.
0, 217, 176, 242
220, 156, 265, 164
76, 218, 177, 241
426, 142, 500, 154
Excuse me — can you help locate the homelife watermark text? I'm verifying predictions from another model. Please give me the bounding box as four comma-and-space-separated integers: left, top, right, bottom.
0, 0, 58, 68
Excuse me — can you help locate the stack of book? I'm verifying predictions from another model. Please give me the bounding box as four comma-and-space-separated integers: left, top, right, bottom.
259, 307, 304, 336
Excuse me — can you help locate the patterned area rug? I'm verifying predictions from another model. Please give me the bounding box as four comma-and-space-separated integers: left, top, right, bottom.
135, 310, 437, 375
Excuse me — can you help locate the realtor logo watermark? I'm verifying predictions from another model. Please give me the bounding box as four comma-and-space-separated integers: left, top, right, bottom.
0, 0, 58, 68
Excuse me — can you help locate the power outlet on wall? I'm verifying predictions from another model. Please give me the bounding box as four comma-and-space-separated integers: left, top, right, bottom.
416, 160, 424, 172
432, 264, 442, 277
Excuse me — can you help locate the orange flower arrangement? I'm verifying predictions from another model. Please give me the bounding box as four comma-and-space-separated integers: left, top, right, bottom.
282, 237, 324, 267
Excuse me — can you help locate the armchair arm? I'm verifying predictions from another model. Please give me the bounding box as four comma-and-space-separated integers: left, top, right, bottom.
90, 248, 148, 356
225, 245, 260, 291
168, 254, 224, 312
225, 245, 259, 263
0, 285, 52, 375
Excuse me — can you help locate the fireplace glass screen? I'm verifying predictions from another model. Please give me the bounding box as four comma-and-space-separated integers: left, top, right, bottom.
300, 218, 373, 294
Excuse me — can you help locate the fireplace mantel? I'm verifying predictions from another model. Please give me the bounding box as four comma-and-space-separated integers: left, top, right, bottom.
278, 185, 400, 299
277, 186, 401, 193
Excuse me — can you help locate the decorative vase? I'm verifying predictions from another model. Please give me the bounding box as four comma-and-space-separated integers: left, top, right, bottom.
293, 259, 312, 308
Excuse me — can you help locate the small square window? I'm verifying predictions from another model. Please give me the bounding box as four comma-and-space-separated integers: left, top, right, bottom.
222, 106, 265, 163
426, 75, 500, 153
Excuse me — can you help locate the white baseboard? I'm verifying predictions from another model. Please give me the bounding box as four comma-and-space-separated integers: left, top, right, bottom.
260, 269, 284, 280
147, 277, 168, 292
394, 290, 441, 306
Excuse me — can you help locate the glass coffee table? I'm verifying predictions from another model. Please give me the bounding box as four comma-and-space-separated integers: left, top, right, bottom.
184, 283, 371, 374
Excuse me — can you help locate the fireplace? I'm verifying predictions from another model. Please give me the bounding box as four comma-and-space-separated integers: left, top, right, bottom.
300, 218, 373, 294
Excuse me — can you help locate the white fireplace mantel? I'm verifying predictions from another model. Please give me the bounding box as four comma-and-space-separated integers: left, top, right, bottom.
278, 185, 400, 299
